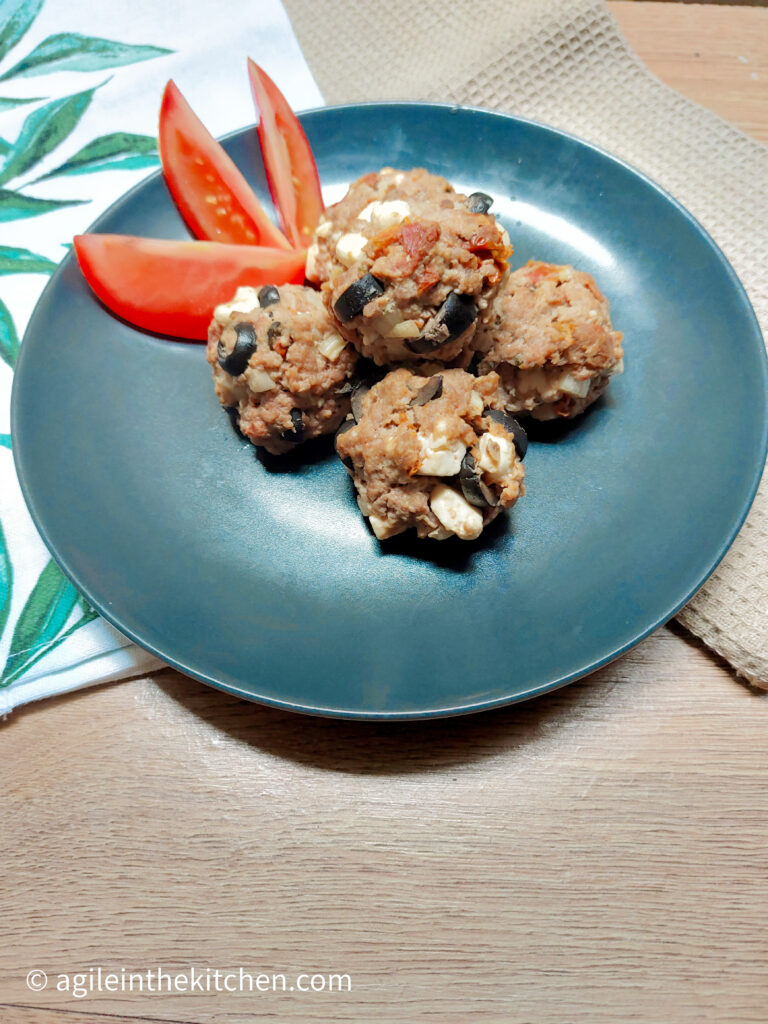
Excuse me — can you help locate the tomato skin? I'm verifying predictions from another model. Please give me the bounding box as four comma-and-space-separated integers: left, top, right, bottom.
159, 80, 291, 250
74, 234, 306, 339
247, 60, 324, 249
525, 261, 555, 284
400, 222, 439, 264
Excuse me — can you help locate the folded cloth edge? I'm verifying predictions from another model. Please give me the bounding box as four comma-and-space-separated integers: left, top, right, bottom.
281, 0, 768, 689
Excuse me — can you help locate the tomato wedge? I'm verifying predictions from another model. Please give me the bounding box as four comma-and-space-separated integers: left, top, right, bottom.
74, 234, 306, 339
159, 80, 291, 250
247, 59, 324, 249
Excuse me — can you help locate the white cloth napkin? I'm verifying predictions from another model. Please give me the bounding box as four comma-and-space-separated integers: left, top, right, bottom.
0, 0, 323, 713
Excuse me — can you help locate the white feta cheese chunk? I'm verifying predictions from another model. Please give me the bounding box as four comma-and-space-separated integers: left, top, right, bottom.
315, 218, 332, 238
500, 226, 511, 247
335, 232, 368, 267
419, 444, 465, 477
213, 286, 261, 326
316, 331, 347, 361
429, 484, 483, 541
468, 391, 484, 417
375, 198, 411, 228
244, 367, 276, 393
558, 372, 591, 398
427, 524, 454, 541
305, 242, 320, 280
476, 432, 514, 482
368, 514, 397, 540
610, 357, 624, 376
357, 199, 411, 230
416, 420, 466, 476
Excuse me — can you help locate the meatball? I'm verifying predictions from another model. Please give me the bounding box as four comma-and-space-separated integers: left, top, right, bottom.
307, 168, 511, 367
207, 284, 358, 454
336, 367, 526, 541
475, 261, 624, 420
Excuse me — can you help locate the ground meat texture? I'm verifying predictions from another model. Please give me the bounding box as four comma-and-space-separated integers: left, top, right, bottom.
207, 284, 358, 455
475, 261, 624, 420
336, 368, 525, 541
306, 167, 512, 367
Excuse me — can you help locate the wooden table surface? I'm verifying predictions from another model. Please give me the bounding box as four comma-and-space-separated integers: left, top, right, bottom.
2, 5, 766, 1023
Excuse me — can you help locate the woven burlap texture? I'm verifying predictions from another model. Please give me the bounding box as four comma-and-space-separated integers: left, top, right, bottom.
283, 0, 768, 688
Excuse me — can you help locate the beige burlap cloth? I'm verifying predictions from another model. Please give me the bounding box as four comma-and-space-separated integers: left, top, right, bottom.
283, 0, 768, 688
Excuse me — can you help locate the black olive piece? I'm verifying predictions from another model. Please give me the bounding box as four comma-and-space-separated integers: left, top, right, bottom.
357, 357, 386, 382
409, 375, 443, 407
467, 351, 483, 375
334, 417, 356, 472
336, 358, 382, 397
405, 292, 478, 354
224, 405, 245, 437
218, 321, 257, 376
258, 285, 280, 307
333, 273, 385, 323
483, 407, 528, 461
267, 322, 282, 346
280, 407, 304, 443
350, 382, 370, 423
467, 191, 493, 214
459, 451, 499, 508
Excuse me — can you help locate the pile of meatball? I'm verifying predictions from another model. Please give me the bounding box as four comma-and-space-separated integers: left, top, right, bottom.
207, 167, 624, 542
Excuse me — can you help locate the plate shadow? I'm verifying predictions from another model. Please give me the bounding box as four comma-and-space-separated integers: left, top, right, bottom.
148, 647, 649, 775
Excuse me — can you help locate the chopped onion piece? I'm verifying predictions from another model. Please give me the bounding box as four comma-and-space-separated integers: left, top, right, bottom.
244, 367, 276, 393
387, 319, 420, 339
316, 332, 348, 361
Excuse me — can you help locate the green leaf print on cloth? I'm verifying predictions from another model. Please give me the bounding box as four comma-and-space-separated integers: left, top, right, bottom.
0, 519, 12, 641
0, 0, 44, 64
0, 244, 57, 275
0, 188, 88, 220
0, 296, 19, 368
0, 94, 43, 111
0, 4, 173, 693
0, 559, 98, 687
0, 32, 172, 79
0, 83, 103, 185
35, 132, 159, 180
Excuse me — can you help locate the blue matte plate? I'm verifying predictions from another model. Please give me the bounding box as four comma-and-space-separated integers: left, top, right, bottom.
11, 103, 768, 719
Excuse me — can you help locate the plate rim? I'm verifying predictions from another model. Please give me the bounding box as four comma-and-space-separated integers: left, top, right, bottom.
11, 100, 768, 720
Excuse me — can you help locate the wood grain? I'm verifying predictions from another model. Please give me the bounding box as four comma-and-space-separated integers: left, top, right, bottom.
1, 5, 767, 1024
610, 2, 768, 143
0, 630, 766, 1023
